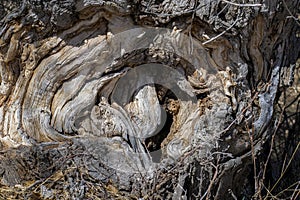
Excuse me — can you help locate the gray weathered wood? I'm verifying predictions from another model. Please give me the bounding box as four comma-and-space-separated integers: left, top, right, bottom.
0, 0, 299, 199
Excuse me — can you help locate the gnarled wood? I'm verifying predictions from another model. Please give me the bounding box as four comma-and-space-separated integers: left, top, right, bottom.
0, 0, 299, 199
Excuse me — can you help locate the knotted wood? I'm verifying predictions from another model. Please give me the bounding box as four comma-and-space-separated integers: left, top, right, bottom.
0, 0, 299, 199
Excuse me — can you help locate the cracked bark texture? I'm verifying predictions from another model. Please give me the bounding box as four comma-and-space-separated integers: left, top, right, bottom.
0, 0, 299, 199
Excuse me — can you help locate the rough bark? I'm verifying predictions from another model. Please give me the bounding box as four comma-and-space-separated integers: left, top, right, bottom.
0, 0, 299, 199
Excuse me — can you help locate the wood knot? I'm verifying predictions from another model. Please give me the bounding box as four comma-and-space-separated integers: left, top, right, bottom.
188, 70, 209, 94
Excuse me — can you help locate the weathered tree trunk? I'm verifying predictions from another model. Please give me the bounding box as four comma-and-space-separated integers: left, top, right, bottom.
0, 0, 299, 199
